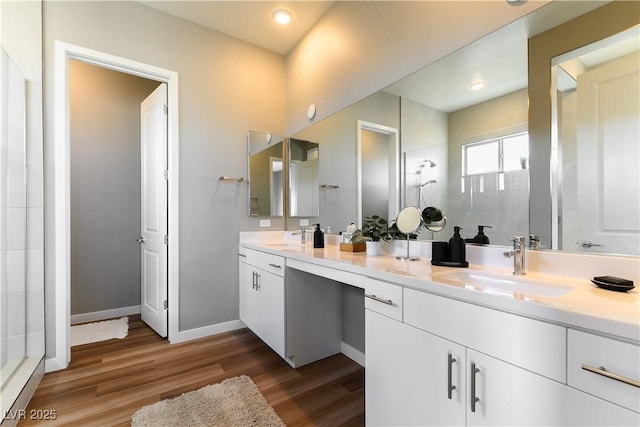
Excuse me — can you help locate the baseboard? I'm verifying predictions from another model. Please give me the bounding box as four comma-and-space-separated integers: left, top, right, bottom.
45, 356, 67, 373
169, 319, 246, 344
70, 305, 141, 325
341, 341, 365, 367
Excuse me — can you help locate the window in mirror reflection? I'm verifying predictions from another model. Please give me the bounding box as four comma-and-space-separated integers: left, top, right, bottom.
463, 132, 529, 176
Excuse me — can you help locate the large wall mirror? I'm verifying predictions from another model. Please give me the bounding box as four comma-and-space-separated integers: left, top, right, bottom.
288, 1, 640, 258
247, 131, 284, 217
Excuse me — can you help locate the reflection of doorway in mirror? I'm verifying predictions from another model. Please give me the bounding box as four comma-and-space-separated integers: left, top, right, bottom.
357, 121, 399, 227
270, 158, 283, 216
289, 139, 319, 217
554, 26, 640, 256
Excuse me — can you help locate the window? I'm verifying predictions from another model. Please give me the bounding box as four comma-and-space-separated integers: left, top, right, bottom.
463, 132, 529, 176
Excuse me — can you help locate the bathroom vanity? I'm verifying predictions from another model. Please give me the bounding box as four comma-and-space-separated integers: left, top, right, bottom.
238, 232, 639, 426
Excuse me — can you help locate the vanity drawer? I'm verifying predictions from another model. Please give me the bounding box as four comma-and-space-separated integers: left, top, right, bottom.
245, 248, 285, 277
568, 329, 640, 413
365, 278, 403, 321
404, 288, 566, 382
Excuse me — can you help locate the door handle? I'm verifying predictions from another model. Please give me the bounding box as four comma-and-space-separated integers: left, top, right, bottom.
470, 362, 480, 413
579, 240, 602, 248
447, 353, 457, 399
136, 237, 146, 244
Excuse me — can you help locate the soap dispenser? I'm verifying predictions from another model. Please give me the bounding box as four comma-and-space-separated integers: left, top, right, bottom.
448, 226, 467, 265
472, 225, 491, 244
313, 224, 325, 248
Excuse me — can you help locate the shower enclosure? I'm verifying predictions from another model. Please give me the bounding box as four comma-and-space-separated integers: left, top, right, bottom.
0, 44, 45, 420
1, 47, 28, 391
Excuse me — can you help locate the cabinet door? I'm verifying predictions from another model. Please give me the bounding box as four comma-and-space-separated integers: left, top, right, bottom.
251, 268, 285, 358
366, 310, 465, 426
467, 350, 639, 426
238, 257, 254, 329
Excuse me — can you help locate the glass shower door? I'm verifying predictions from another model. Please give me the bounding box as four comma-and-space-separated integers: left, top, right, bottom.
0, 47, 27, 389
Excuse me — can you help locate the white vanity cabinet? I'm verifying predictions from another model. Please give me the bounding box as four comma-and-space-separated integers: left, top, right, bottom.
567, 329, 640, 414
366, 309, 466, 426
366, 282, 639, 426
238, 248, 286, 358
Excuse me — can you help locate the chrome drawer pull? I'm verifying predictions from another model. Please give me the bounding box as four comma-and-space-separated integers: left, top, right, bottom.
447, 353, 457, 399
582, 364, 640, 388
238, 253, 247, 258
470, 362, 480, 412
268, 263, 282, 269
365, 294, 393, 305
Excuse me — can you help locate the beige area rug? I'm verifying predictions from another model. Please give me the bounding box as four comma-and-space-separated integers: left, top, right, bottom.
131, 375, 285, 427
70, 316, 129, 346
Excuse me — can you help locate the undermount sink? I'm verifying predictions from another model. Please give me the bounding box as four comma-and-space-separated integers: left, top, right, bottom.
434, 270, 574, 298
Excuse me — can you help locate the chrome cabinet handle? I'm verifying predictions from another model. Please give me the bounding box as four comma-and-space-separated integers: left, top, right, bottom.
364, 294, 393, 305
447, 353, 457, 399
136, 237, 146, 244
582, 364, 640, 388
252, 271, 257, 290
255, 272, 261, 290
470, 362, 480, 413
238, 253, 246, 258
268, 263, 282, 269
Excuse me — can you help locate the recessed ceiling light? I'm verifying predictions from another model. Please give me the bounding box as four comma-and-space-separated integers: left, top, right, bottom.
273, 9, 292, 25
469, 81, 486, 91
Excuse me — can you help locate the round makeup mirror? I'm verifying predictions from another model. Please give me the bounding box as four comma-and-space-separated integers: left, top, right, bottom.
396, 206, 422, 234
422, 206, 447, 233
395, 206, 422, 261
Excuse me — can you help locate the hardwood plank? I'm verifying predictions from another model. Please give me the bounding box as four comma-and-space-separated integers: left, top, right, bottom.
20, 315, 364, 426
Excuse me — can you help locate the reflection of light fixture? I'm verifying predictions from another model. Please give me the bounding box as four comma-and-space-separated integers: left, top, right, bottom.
272, 9, 292, 25
469, 81, 486, 91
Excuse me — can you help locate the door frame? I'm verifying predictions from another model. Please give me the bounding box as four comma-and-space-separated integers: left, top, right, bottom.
356, 120, 400, 228
51, 41, 180, 371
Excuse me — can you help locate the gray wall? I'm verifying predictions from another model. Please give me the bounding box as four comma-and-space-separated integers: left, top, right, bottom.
69, 60, 160, 315
291, 91, 399, 233
44, 0, 286, 357
285, 1, 546, 134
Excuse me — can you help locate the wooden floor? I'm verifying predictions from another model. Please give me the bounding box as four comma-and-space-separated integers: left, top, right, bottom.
21, 315, 364, 426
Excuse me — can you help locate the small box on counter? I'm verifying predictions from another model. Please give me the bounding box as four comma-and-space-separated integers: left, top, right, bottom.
340, 242, 366, 252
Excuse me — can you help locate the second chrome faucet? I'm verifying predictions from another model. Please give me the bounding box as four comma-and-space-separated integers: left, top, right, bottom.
504, 236, 526, 275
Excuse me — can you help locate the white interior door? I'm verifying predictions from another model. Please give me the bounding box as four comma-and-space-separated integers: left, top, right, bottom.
140, 83, 168, 337
577, 52, 640, 255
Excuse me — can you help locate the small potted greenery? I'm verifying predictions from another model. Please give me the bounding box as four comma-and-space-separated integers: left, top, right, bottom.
360, 215, 392, 255
520, 156, 528, 169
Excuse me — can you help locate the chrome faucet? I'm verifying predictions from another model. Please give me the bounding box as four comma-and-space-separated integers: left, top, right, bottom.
529, 234, 541, 250
504, 236, 526, 275
292, 227, 308, 244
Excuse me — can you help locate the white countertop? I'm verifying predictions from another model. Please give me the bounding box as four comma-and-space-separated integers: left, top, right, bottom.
240, 239, 640, 343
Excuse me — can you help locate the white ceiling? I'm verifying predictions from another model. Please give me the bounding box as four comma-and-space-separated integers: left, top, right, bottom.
137, 1, 335, 55
137, 1, 613, 114
384, 1, 607, 113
